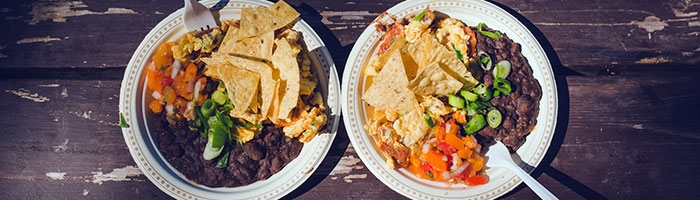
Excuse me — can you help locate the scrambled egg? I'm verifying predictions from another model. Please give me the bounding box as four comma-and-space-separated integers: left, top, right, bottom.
404, 10, 435, 43
282, 93, 327, 142
392, 109, 430, 148
435, 18, 471, 62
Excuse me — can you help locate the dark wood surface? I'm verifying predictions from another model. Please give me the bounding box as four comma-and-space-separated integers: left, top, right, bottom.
1, 0, 699, 199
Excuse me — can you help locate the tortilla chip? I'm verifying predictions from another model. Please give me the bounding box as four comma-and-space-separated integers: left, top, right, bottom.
362, 50, 420, 114
408, 62, 463, 96
219, 27, 275, 61
404, 34, 478, 89
217, 25, 239, 54
207, 52, 277, 118
271, 38, 301, 120
217, 65, 260, 116
238, 0, 300, 38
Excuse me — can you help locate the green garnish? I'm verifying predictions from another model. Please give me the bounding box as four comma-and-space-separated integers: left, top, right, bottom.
212, 90, 227, 105
425, 116, 435, 127
477, 22, 502, 39
453, 44, 464, 62
427, 171, 434, 179
472, 84, 493, 101
494, 60, 512, 79
460, 90, 479, 102
412, 9, 427, 21
493, 78, 512, 94
487, 109, 502, 128
119, 113, 130, 128
477, 51, 492, 70
448, 94, 465, 109
464, 114, 487, 134
200, 99, 216, 117
215, 148, 231, 168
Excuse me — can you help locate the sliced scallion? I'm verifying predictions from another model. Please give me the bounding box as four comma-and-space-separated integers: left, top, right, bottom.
464, 114, 487, 134
472, 84, 493, 101
425, 115, 435, 127
200, 99, 216, 117
477, 22, 502, 39
460, 90, 479, 102
453, 44, 464, 62
412, 9, 427, 21
477, 51, 492, 70
493, 78, 512, 94
212, 90, 227, 105
487, 109, 502, 128
448, 94, 466, 109
494, 60, 512, 79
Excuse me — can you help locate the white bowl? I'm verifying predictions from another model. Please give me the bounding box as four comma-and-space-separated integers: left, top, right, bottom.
118, 1, 341, 199
341, 0, 558, 199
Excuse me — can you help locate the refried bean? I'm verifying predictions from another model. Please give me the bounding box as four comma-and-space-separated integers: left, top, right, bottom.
472, 26, 543, 151
154, 112, 303, 187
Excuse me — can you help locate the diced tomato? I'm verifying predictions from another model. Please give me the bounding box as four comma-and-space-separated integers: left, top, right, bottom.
444, 119, 458, 135
445, 132, 465, 150
457, 148, 472, 159
438, 142, 457, 154
152, 42, 174, 70
466, 174, 488, 186
161, 75, 173, 88
424, 150, 447, 172
378, 23, 404, 55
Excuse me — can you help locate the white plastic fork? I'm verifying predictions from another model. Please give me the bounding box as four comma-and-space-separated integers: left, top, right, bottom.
183, 0, 217, 31
485, 141, 558, 200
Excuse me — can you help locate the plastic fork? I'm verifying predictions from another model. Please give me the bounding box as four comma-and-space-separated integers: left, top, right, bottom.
485, 141, 558, 200
183, 0, 217, 31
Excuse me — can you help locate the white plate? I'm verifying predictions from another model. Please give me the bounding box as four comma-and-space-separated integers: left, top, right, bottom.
118, 0, 341, 199
341, 0, 557, 199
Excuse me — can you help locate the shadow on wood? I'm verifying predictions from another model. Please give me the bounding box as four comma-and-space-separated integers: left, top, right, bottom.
282, 2, 352, 199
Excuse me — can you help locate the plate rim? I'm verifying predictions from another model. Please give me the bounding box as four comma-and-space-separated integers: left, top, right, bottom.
340, 0, 558, 199
118, 0, 341, 199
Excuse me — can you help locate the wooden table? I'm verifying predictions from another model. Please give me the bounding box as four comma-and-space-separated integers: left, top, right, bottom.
1, 0, 699, 199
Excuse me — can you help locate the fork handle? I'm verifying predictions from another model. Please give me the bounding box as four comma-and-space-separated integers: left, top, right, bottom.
509, 164, 558, 200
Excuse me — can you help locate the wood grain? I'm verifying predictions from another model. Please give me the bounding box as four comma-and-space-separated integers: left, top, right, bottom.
0, 0, 699, 199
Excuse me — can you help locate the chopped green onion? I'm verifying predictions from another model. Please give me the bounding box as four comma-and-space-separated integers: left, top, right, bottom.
208, 121, 228, 149
412, 9, 427, 21
477, 51, 492, 70
494, 60, 512, 79
487, 109, 502, 128
448, 94, 465, 109
202, 141, 223, 160
212, 90, 227, 105
453, 44, 464, 62
427, 171, 434, 179
425, 115, 435, 127
200, 99, 216, 117
460, 90, 479, 102
233, 119, 262, 129
216, 110, 234, 128
215, 147, 231, 168
119, 113, 130, 128
493, 78, 512, 94
477, 22, 502, 39
464, 114, 487, 134
472, 84, 492, 101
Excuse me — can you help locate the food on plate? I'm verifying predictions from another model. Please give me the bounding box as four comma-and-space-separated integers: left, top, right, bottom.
362, 8, 542, 185
145, 0, 328, 187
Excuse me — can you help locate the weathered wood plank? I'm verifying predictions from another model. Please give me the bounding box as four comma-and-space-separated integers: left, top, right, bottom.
1, 0, 698, 70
